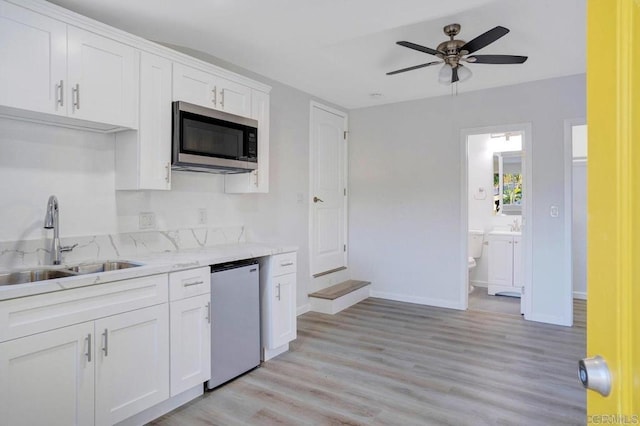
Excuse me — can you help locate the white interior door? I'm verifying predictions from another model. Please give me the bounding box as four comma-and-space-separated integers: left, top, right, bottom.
309, 102, 348, 276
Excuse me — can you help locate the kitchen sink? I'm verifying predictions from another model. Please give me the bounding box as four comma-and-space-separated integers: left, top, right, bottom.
65, 261, 142, 275
0, 269, 77, 286
0, 261, 142, 286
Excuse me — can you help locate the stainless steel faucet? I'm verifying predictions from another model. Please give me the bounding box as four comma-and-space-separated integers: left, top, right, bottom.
44, 195, 77, 265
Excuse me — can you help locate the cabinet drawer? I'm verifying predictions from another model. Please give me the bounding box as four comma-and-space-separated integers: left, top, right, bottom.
169, 267, 210, 301
271, 252, 297, 276
0, 274, 168, 342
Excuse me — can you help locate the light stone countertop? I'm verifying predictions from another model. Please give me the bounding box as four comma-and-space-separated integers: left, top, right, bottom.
0, 242, 297, 302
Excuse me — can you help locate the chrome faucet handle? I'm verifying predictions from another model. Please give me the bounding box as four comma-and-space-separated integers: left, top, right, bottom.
60, 243, 78, 253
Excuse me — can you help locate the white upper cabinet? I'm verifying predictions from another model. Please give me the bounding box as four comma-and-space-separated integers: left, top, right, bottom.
173, 62, 251, 117
225, 89, 270, 193
216, 77, 251, 117
0, 1, 137, 131
0, 0, 66, 116
116, 52, 172, 190
66, 26, 137, 129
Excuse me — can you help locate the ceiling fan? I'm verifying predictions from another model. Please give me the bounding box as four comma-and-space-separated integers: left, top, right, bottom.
387, 24, 528, 84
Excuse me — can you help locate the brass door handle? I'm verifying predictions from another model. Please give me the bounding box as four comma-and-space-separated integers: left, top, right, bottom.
313, 196, 324, 203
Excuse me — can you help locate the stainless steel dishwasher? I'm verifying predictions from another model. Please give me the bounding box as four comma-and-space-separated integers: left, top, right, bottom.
206, 259, 260, 390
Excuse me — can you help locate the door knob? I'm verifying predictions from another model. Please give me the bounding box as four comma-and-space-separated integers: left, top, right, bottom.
578, 355, 611, 396
313, 196, 324, 203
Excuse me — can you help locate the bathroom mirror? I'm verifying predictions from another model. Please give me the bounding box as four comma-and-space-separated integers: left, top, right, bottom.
493, 152, 523, 215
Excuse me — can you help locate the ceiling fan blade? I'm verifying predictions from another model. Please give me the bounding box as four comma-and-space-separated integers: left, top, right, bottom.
468, 54, 528, 64
396, 41, 443, 56
386, 61, 442, 75
452, 67, 459, 83
460, 26, 509, 54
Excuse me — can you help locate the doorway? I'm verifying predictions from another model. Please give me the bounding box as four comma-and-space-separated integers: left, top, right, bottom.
460, 123, 532, 318
566, 119, 587, 301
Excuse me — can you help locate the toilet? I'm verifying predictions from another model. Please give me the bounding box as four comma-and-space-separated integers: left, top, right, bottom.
468, 230, 485, 293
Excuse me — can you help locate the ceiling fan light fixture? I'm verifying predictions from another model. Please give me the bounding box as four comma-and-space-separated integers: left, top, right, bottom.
457, 65, 472, 82
438, 64, 452, 84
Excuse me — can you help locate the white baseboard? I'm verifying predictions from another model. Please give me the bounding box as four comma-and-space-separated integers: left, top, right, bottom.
573, 291, 587, 300
310, 285, 370, 315
296, 303, 311, 316
370, 291, 464, 310
470, 280, 488, 288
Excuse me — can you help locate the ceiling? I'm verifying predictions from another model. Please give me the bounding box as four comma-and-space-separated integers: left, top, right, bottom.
48, 0, 586, 110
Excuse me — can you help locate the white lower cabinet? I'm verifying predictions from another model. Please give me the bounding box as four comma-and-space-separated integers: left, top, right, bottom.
0, 322, 95, 426
0, 304, 169, 426
169, 293, 211, 396
168, 267, 211, 397
259, 252, 297, 360
487, 233, 522, 295
0, 274, 170, 426
94, 304, 169, 426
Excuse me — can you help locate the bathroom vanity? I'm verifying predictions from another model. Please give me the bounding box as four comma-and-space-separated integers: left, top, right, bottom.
487, 230, 522, 296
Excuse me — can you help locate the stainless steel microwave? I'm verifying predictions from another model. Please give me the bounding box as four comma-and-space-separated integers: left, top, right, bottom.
172, 101, 258, 173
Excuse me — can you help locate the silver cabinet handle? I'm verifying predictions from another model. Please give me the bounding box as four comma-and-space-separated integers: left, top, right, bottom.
206, 302, 211, 324
253, 170, 259, 187
183, 280, 204, 287
56, 80, 64, 107
85, 333, 92, 362
313, 196, 324, 203
212, 86, 217, 105
72, 84, 80, 111
276, 283, 281, 301
220, 89, 225, 108
280, 261, 294, 267
102, 329, 108, 357
165, 163, 170, 183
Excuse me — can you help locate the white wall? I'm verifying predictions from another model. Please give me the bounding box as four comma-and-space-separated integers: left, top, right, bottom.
349, 74, 585, 324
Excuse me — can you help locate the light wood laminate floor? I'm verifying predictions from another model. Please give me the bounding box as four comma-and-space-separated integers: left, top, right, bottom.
150, 298, 586, 426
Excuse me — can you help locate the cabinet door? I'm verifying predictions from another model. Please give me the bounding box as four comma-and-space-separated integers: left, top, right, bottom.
512, 236, 523, 287
138, 52, 172, 190
67, 26, 137, 128
225, 89, 270, 193
488, 235, 514, 286
0, 0, 66, 115
169, 294, 211, 396
94, 304, 169, 426
0, 322, 94, 426
172, 62, 216, 108
272, 273, 297, 348
216, 76, 251, 117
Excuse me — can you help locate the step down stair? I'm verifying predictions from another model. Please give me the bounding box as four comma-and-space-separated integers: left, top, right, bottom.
309, 280, 371, 314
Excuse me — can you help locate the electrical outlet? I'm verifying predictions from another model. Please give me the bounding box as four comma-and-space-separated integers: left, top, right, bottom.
197, 208, 207, 225
139, 212, 156, 230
